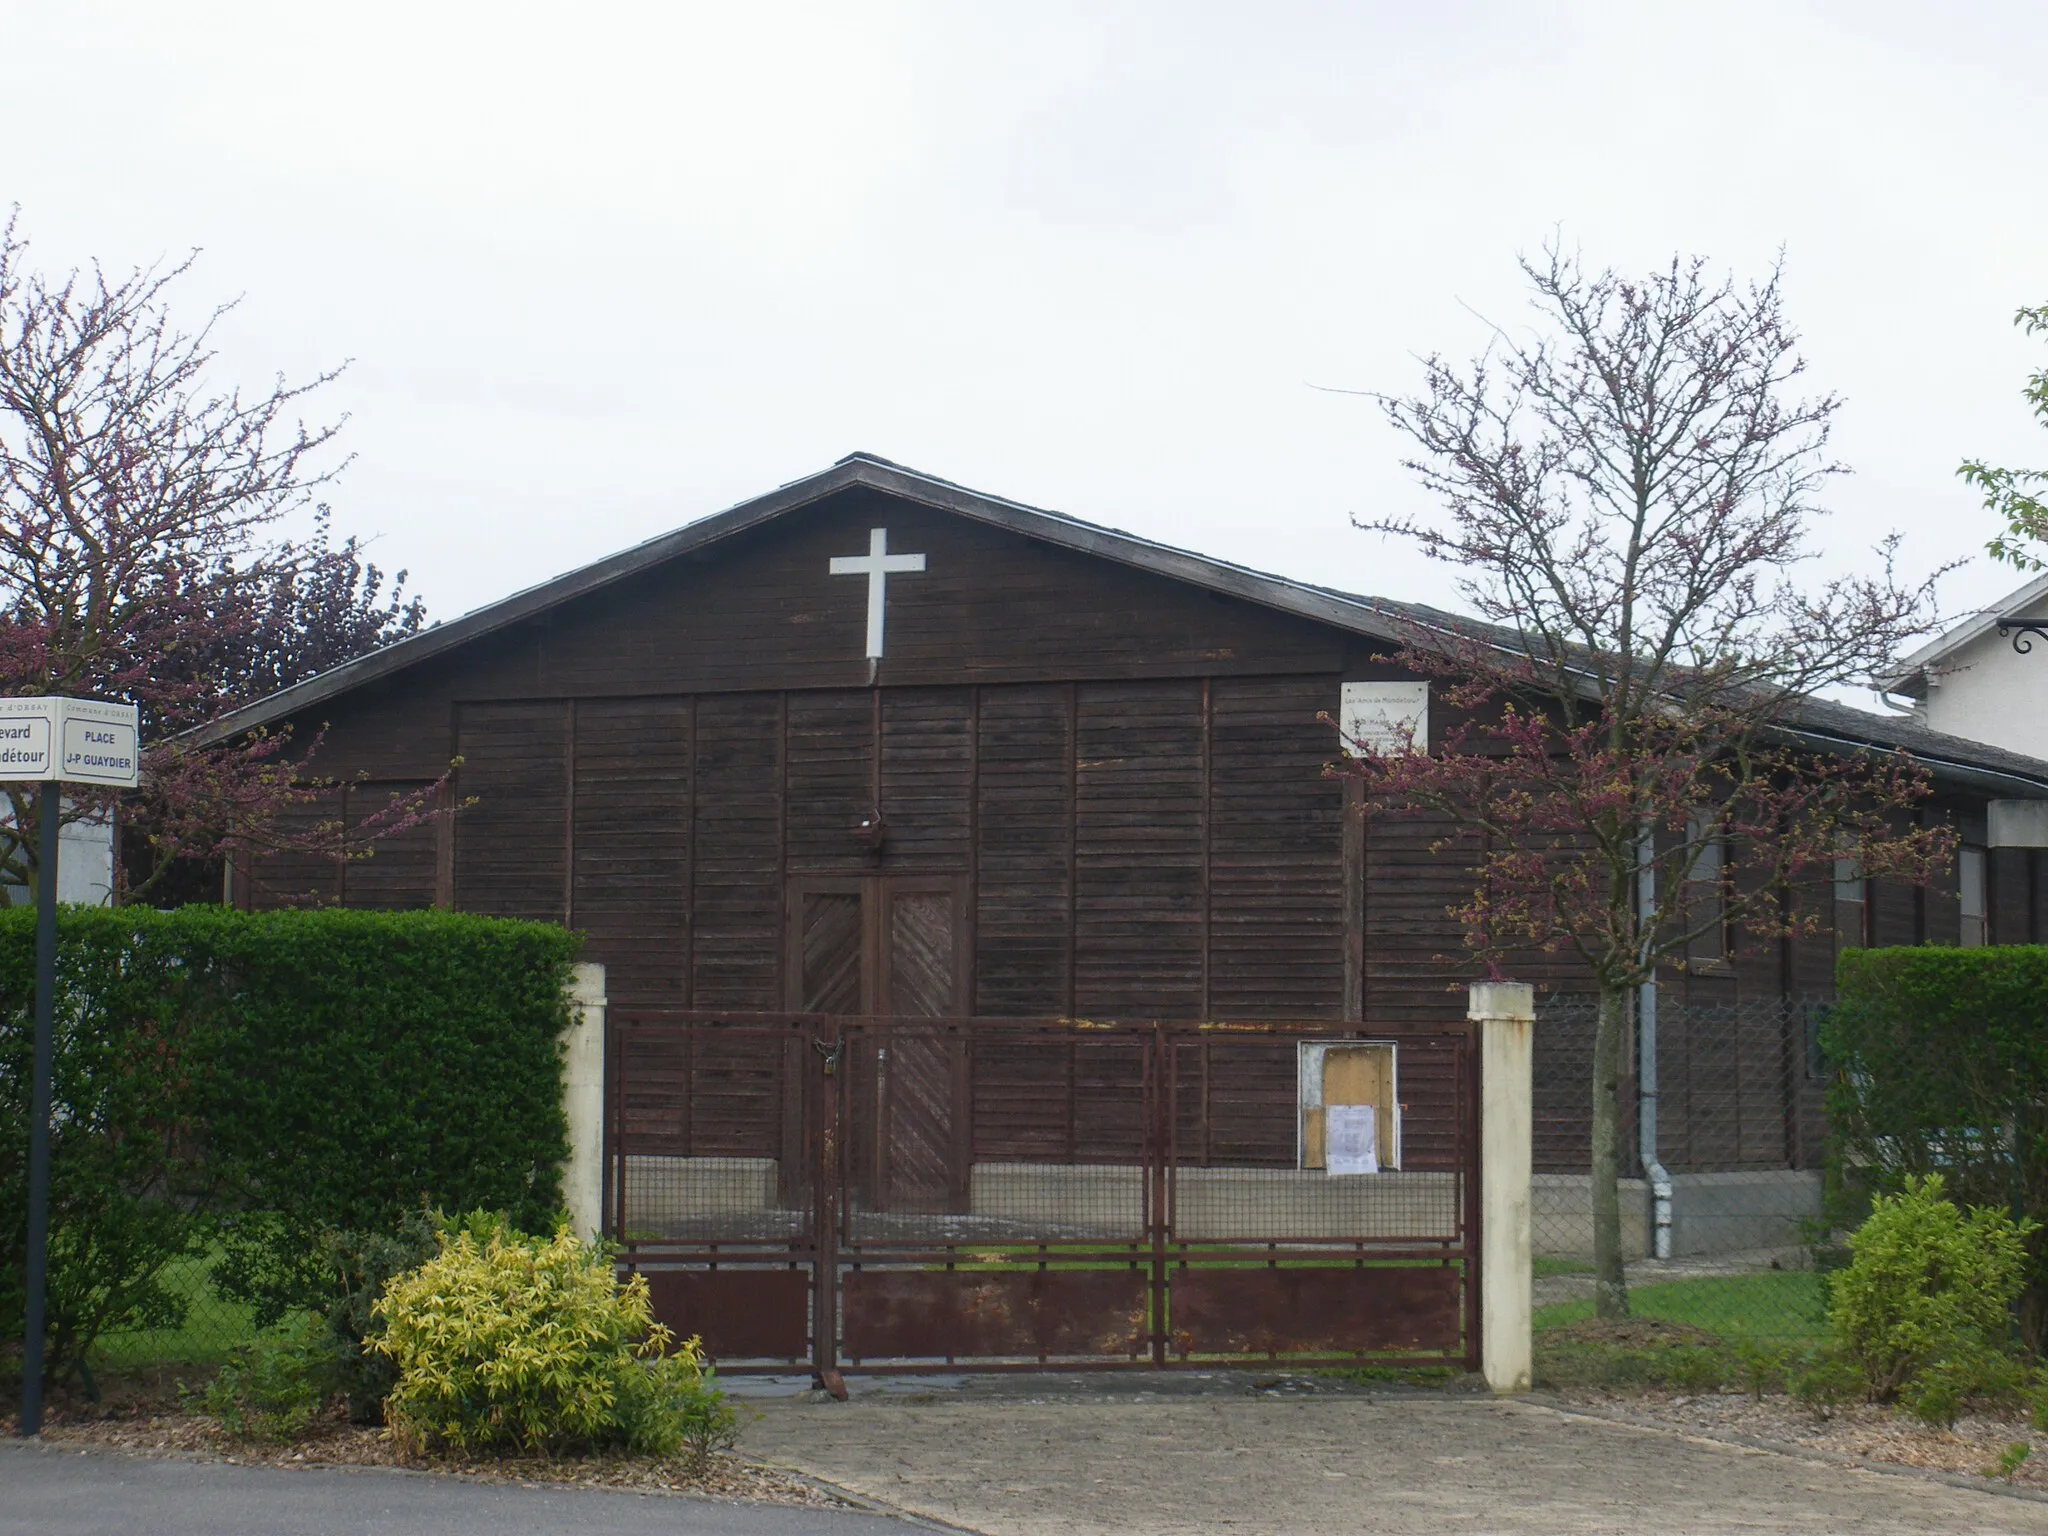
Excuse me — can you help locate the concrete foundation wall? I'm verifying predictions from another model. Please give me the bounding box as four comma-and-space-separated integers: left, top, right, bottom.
1534, 1175, 1651, 1259
972, 1163, 1460, 1240
623, 1157, 1457, 1240
623, 1156, 778, 1230
1531, 1170, 1822, 1259
621, 1156, 1819, 1257
1667, 1170, 1822, 1256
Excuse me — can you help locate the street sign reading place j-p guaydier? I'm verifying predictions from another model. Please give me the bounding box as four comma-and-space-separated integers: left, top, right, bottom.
0, 697, 141, 788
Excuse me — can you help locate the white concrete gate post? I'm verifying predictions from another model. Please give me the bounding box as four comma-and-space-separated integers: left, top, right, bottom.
562, 962, 608, 1243
1471, 980, 1535, 1394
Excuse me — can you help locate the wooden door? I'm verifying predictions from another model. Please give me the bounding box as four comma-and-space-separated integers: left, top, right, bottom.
874, 880, 969, 1211
786, 875, 970, 1213
794, 882, 866, 1012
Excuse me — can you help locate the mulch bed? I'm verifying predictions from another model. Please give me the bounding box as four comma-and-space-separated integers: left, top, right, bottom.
6, 1399, 853, 1507
1556, 1388, 2048, 1490
1537, 1319, 2048, 1490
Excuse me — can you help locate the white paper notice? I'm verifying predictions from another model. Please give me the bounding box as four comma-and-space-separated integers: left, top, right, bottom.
1325, 1104, 1379, 1175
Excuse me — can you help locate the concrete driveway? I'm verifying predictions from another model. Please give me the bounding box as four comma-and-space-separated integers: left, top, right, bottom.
741, 1378, 2048, 1536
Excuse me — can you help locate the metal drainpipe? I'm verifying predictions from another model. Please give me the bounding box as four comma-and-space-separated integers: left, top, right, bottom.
1637, 831, 1674, 1261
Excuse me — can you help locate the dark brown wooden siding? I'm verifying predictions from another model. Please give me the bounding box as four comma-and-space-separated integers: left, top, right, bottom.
574, 699, 692, 1005
453, 702, 569, 923
243, 480, 2018, 1179
342, 783, 439, 910
1207, 676, 1345, 1020
690, 695, 783, 1009
974, 685, 1073, 1016
1073, 680, 1207, 1020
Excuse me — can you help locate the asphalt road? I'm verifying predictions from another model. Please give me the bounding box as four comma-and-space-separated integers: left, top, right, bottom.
0, 1442, 924, 1536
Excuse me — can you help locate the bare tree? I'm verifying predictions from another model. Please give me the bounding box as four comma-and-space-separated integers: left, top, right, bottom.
1347, 244, 1955, 1316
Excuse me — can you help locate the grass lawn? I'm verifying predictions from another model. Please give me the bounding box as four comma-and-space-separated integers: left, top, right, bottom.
1537, 1268, 1827, 1345
90, 1249, 262, 1371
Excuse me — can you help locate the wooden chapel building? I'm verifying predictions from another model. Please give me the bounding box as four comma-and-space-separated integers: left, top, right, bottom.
194, 454, 2048, 1184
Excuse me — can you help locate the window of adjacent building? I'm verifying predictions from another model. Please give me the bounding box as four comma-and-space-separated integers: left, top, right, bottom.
1834, 853, 1868, 950
1686, 817, 1729, 963
1959, 845, 1987, 947
1804, 999, 1832, 1080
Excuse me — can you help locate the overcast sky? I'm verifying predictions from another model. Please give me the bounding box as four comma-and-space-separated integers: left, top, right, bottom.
5, 1, 2044, 671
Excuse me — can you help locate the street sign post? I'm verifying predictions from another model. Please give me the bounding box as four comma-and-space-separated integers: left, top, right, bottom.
4, 697, 140, 1437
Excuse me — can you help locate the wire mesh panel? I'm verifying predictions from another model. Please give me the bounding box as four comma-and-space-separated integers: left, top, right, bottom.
836, 1020, 1156, 1368
611, 1015, 818, 1370
1531, 993, 1831, 1348
1161, 1027, 1475, 1366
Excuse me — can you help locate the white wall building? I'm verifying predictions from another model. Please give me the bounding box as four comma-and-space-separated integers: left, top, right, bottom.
1882, 571, 2048, 762
0, 804, 117, 907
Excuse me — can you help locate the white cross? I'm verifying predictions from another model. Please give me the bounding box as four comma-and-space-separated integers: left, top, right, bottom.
828, 527, 927, 659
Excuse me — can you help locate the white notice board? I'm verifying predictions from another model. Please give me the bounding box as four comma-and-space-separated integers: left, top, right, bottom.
1339, 681, 1428, 755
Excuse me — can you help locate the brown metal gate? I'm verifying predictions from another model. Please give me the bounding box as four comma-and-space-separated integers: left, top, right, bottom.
608, 1013, 1479, 1374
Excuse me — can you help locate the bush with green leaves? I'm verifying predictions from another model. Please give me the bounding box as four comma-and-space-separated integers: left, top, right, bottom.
1828, 1173, 2034, 1408
313, 1209, 489, 1422
371, 1225, 730, 1460
0, 905, 578, 1378
0, 925, 223, 1387
200, 1313, 347, 1440
1826, 944, 2048, 1349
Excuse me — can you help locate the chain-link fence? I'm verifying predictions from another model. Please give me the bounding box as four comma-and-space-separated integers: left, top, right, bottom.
1532, 992, 1833, 1368
82, 1249, 265, 1384
57, 994, 1843, 1394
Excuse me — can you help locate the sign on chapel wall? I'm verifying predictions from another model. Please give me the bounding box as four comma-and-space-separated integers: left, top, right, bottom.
1338, 680, 1429, 755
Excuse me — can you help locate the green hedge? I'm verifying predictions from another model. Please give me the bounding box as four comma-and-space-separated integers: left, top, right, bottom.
0, 906, 580, 1376
1826, 945, 2048, 1348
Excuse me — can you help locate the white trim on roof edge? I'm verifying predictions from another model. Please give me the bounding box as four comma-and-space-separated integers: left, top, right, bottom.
1881, 570, 2048, 697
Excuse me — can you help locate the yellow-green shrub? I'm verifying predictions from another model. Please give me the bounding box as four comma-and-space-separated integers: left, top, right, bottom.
370, 1225, 726, 1457
1829, 1173, 2035, 1407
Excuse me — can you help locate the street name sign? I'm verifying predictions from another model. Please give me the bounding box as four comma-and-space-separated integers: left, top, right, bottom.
0, 697, 142, 787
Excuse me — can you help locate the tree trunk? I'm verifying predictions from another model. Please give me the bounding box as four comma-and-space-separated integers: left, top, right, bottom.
1591, 985, 1630, 1318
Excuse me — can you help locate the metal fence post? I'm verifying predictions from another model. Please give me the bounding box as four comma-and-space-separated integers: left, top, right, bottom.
562, 962, 607, 1242
1471, 981, 1535, 1394
19, 780, 60, 1437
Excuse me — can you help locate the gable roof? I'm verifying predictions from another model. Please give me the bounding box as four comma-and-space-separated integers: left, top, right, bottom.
1878, 569, 2048, 700
183, 453, 2048, 798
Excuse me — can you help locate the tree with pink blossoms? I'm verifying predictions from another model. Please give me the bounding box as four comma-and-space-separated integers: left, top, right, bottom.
0, 212, 434, 900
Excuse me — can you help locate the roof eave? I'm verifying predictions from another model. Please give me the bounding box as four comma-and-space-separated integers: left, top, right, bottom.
181, 454, 1421, 749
